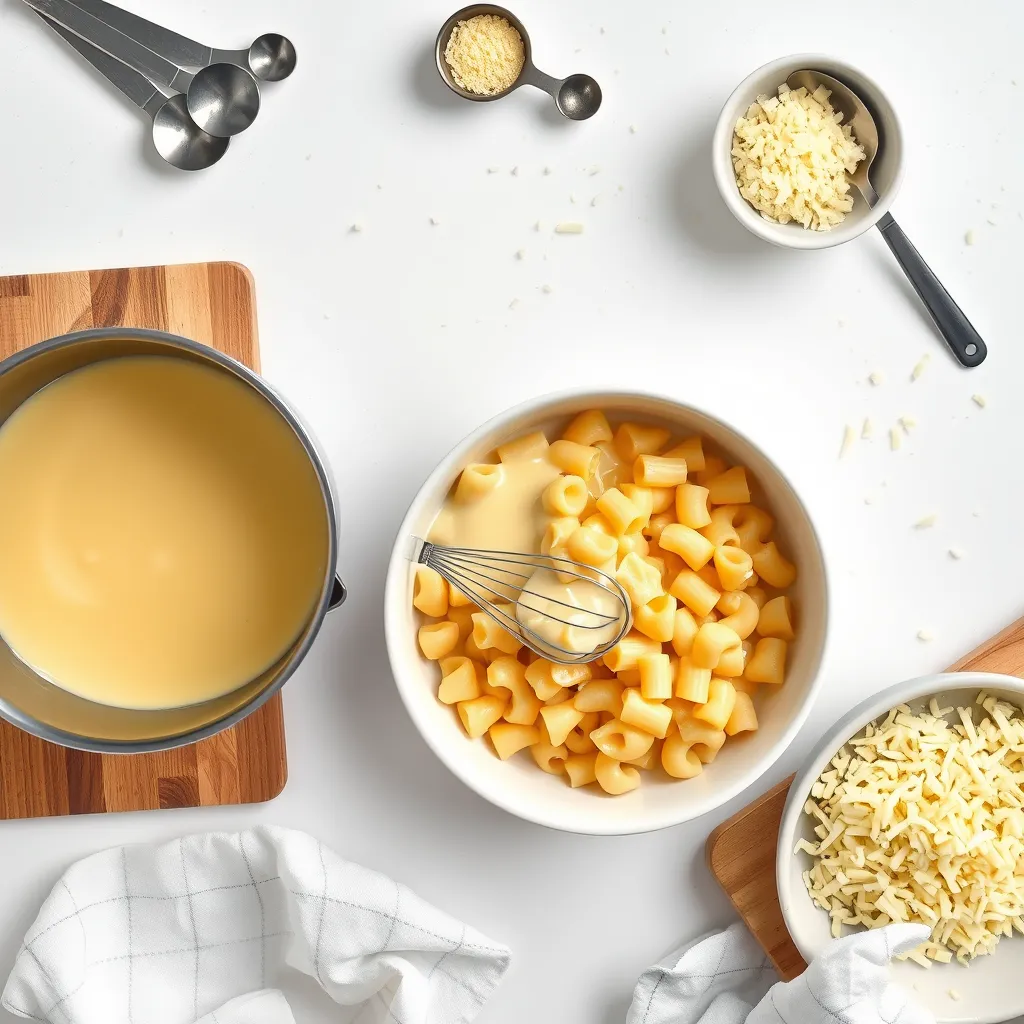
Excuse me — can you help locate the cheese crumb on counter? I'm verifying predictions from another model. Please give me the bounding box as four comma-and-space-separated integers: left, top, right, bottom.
917, 628, 934, 641
731, 84, 865, 231
899, 415, 917, 434
349, 223, 363, 233
839, 425, 856, 459
868, 371, 884, 386
444, 14, 525, 96
972, 394, 987, 408
911, 354, 930, 381
965, 229, 976, 245
540, 284, 553, 294
861, 418, 873, 440
889, 428, 901, 451
948, 990, 961, 1001
554, 222, 585, 234
514, 249, 525, 260
949, 547, 964, 560
914, 514, 937, 529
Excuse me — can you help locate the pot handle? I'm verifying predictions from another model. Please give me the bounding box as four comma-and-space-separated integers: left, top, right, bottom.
328, 575, 347, 611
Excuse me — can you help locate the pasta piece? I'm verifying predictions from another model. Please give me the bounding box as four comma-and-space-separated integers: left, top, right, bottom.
662, 727, 703, 779
616, 531, 650, 562
745, 586, 767, 609
497, 431, 548, 463
649, 488, 676, 514
562, 409, 612, 446
751, 542, 797, 588
457, 694, 507, 738
597, 488, 645, 535
634, 455, 688, 488
455, 463, 504, 503
614, 422, 670, 462
671, 607, 699, 656
566, 525, 618, 567
550, 663, 593, 688
489, 722, 540, 759
692, 677, 736, 731
418, 620, 460, 660
675, 483, 712, 529
471, 611, 522, 655
714, 545, 754, 591
565, 712, 600, 753
438, 658, 482, 704
700, 506, 741, 548
691, 622, 742, 670
602, 632, 662, 673
735, 506, 774, 554
620, 484, 655, 526
413, 566, 449, 618
745, 638, 788, 685
695, 455, 727, 485
706, 466, 751, 505
644, 512, 675, 544
669, 570, 720, 618
543, 687, 570, 705
675, 656, 712, 703
677, 714, 728, 763
758, 596, 795, 640
540, 700, 585, 746
487, 657, 542, 725
725, 691, 758, 735
444, 605, 475, 641
564, 752, 599, 787
716, 592, 758, 639
731, 676, 760, 697
530, 735, 569, 774
659, 523, 715, 570
447, 584, 474, 608
541, 516, 580, 557
664, 436, 705, 473
635, 595, 677, 643
524, 660, 566, 700
616, 552, 664, 609
581, 512, 615, 535
624, 740, 662, 769
595, 752, 641, 794
715, 644, 746, 677
620, 688, 672, 738
638, 651, 673, 698
591, 718, 655, 761
549, 439, 602, 479
696, 563, 722, 591
543, 475, 589, 517
574, 679, 625, 714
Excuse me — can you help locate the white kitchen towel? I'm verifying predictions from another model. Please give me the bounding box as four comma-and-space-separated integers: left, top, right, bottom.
626, 921, 934, 1024
2, 826, 510, 1024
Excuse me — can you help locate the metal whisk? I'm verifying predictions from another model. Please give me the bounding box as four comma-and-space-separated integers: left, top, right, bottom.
415, 540, 632, 665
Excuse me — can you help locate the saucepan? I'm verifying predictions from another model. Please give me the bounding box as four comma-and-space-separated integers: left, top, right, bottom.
0, 328, 346, 753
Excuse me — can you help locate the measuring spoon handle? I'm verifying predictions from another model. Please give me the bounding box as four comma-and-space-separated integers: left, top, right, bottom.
518, 63, 561, 99
22, 0, 189, 93
876, 213, 988, 368
54, 0, 213, 68
35, 9, 165, 118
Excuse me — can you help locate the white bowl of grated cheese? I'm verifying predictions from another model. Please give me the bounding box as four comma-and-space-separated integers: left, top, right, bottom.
778, 672, 1024, 1024
713, 54, 904, 250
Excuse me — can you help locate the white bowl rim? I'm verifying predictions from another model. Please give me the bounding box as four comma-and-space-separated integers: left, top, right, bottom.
777, 669, 1024, 1020
712, 52, 906, 251
384, 385, 831, 835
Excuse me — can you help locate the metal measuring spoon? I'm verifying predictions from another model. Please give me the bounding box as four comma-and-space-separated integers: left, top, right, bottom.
788, 70, 987, 368
52, 0, 296, 82
24, 0, 260, 138
436, 5, 602, 120
36, 11, 227, 170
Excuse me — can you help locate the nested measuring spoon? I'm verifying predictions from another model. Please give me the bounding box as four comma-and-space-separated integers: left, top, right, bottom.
37, 11, 228, 170
53, 0, 296, 82
436, 4, 602, 120
25, 0, 260, 137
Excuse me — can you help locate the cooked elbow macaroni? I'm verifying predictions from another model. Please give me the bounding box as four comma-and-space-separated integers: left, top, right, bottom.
414, 411, 800, 796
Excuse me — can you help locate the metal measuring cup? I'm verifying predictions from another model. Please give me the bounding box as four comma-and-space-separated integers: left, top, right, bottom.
436, 4, 602, 120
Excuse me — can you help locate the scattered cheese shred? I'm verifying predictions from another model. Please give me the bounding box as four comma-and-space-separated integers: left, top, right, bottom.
914, 514, 937, 529
515, 249, 526, 260
800, 694, 1024, 964
868, 372, 884, 386
965, 229, 976, 245
731, 83, 865, 231
555, 222, 585, 234
972, 394, 987, 408
917, 629, 933, 641
949, 548, 964, 560
839, 425, 856, 459
912, 354, 930, 381
861, 418, 873, 440
900, 415, 917, 434
444, 14, 525, 96
890, 428, 901, 451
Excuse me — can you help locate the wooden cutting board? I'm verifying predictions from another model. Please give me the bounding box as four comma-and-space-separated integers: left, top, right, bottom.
706, 614, 1024, 979
0, 262, 288, 818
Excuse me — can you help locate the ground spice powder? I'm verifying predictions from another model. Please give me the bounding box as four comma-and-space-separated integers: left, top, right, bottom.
444, 14, 525, 96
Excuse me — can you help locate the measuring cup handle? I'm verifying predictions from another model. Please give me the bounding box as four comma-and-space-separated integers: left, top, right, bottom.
518, 64, 561, 100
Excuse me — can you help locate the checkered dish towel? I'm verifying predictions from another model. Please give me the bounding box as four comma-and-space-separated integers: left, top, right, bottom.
2, 826, 510, 1024
626, 921, 934, 1024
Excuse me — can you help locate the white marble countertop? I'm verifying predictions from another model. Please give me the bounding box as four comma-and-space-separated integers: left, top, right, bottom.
1, 0, 1022, 1020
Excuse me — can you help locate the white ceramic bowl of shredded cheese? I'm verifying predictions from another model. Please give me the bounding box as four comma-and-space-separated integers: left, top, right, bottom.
713, 54, 905, 250
385, 389, 829, 835
778, 671, 1024, 1024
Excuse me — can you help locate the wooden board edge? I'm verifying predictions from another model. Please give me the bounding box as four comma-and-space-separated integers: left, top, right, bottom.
705, 774, 795, 873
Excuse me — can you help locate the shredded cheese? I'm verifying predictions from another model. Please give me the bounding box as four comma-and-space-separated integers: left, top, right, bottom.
914, 514, 937, 529
972, 394, 987, 408
912, 354, 930, 381
731, 84, 865, 231
839, 425, 856, 459
554, 222, 585, 234
800, 694, 1024, 964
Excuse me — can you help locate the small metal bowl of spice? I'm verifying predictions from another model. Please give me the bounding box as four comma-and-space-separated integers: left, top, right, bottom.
436, 4, 602, 120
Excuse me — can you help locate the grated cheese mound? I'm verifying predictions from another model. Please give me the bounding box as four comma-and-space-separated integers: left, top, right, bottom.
444, 15, 525, 96
799, 694, 1024, 965
732, 84, 866, 231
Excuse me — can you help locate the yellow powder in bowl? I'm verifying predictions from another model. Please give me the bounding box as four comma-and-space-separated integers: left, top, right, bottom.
444, 14, 525, 96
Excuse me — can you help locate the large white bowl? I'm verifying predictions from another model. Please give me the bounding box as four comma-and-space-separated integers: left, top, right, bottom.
713, 54, 905, 250
778, 671, 1024, 1024
384, 390, 829, 835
